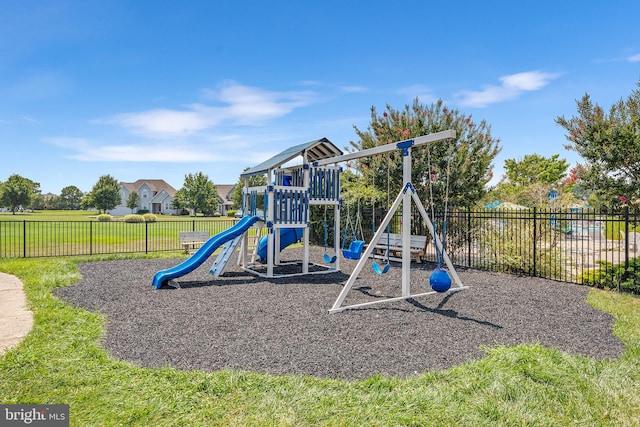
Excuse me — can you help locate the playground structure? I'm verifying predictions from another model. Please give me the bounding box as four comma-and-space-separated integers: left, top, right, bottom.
152, 131, 466, 312
237, 137, 344, 278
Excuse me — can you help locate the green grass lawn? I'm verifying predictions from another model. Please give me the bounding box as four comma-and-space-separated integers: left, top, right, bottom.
0, 210, 236, 222
1, 254, 639, 426
0, 210, 243, 257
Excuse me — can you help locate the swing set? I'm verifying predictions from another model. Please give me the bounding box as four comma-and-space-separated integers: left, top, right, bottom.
313, 130, 466, 313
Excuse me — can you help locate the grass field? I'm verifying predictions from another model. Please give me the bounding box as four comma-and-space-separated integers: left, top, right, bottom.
1, 253, 639, 426
0, 209, 234, 221
0, 210, 244, 258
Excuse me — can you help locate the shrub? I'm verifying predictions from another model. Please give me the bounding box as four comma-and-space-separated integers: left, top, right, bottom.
143, 213, 157, 223
213, 211, 221, 217
124, 214, 145, 223
478, 216, 562, 276
136, 209, 150, 214
580, 257, 640, 293
227, 210, 238, 218
96, 214, 112, 222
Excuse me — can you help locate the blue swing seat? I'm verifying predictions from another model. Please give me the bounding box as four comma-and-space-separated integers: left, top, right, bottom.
342, 240, 365, 260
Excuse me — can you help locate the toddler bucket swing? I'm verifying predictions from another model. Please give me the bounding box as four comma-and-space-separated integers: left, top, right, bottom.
372, 152, 392, 274
342, 200, 365, 260
322, 205, 337, 264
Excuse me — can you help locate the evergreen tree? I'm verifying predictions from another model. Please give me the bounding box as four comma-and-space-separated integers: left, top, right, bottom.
350, 99, 501, 209
556, 79, 640, 208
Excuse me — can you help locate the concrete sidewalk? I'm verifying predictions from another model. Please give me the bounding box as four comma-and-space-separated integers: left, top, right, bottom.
0, 272, 33, 355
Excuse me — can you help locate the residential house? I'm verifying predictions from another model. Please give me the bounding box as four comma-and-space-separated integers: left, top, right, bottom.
108, 179, 179, 216
216, 184, 236, 216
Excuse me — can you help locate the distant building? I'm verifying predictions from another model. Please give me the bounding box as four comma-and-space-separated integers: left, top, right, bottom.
108, 179, 179, 216
216, 184, 236, 216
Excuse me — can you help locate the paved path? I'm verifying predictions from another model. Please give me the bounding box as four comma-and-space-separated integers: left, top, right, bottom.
0, 273, 33, 355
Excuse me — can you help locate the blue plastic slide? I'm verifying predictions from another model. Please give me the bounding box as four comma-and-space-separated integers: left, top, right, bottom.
257, 228, 304, 262
152, 215, 261, 289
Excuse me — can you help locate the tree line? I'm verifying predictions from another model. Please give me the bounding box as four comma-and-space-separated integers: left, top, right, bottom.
0, 172, 226, 216
3, 78, 639, 215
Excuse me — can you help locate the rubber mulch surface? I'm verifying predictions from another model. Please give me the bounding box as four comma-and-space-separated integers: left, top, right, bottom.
55, 246, 625, 380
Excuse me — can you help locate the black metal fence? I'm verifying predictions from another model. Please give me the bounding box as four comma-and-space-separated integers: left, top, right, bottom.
334, 206, 640, 293
0, 219, 239, 258
2, 209, 639, 293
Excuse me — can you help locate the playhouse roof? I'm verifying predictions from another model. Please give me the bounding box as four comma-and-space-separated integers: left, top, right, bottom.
241, 137, 343, 178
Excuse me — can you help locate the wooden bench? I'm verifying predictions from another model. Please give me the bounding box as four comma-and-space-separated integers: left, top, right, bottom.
372, 232, 429, 263
179, 231, 210, 253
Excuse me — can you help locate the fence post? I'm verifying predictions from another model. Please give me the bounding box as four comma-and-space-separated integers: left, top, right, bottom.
23, 220, 26, 258
533, 207, 537, 277
466, 209, 472, 267
145, 221, 149, 254
624, 206, 630, 283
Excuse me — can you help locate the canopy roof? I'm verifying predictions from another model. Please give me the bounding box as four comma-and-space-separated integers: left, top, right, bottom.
241, 137, 343, 178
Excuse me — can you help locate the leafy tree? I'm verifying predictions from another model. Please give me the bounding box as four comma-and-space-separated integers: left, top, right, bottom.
180, 172, 220, 215
231, 167, 268, 209
80, 193, 95, 211
86, 175, 121, 213
489, 154, 574, 207
0, 174, 40, 214
350, 99, 501, 209
126, 191, 139, 213
556, 79, 640, 208
58, 185, 84, 210
171, 189, 187, 214
29, 193, 47, 210
503, 154, 568, 187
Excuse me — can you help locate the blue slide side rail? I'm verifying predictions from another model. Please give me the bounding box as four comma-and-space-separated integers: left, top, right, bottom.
152, 216, 261, 289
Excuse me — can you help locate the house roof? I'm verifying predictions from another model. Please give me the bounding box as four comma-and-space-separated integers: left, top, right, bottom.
241, 137, 343, 178
216, 184, 235, 202
121, 179, 177, 197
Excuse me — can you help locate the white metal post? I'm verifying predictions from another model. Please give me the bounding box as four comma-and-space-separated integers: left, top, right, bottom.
334, 203, 341, 271
401, 144, 412, 297
267, 174, 275, 277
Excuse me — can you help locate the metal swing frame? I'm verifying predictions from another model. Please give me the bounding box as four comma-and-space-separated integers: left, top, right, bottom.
313, 130, 467, 314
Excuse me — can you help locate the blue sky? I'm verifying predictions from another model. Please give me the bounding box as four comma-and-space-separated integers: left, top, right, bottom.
1, 1, 639, 195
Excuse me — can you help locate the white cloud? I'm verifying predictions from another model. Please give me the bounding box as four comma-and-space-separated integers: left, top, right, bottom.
397, 84, 437, 103
100, 80, 319, 137
46, 137, 219, 162
627, 54, 640, 63
339, 85, 368, 93
45, 134, 283, 164
103, 106, 221, 137
456, 71, 562, 108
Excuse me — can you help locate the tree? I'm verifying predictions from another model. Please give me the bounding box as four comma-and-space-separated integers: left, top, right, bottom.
0, 174, 40, 214
350, 99, 501, 209
58, 185, 84, 210
489, 154, 572, 207
503, 154, 568, 187
86, 175, 121, 213
126, 191, 139, 213
180, 172, 220, 216
556, 79, 640, 208
29, 193, 47, 210
171, 189, 187, 214
231, 167, 268, 209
